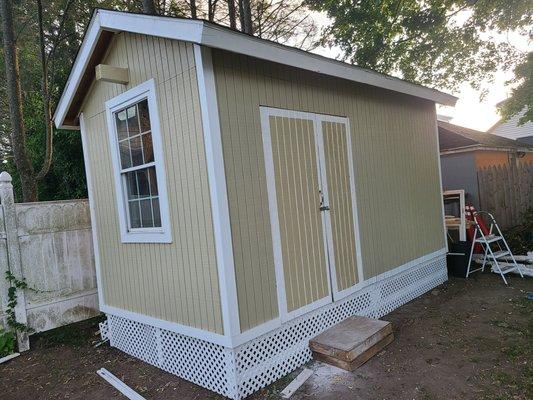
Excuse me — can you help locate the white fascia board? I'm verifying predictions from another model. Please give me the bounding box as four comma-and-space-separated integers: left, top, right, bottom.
97, 10, 204, 43
54, 9, 457, 129
200, 23, 457, 106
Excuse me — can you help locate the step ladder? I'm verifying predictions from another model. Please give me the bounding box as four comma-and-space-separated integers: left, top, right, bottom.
466, 211, 524, 284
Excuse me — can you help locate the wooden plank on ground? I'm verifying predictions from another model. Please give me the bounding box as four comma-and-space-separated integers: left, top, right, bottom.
310, 316, 392, 362
280, 368, 313, 398
313, 333, 394, 371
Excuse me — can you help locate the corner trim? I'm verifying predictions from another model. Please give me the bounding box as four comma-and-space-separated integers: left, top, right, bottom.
79, 113, 106, 310
194, 44, 241, 342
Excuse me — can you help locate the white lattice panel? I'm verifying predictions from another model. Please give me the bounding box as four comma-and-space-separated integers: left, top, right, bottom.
105, 253, 447, 400
99, 320, 109, 341
159, 329, 232, 396
108, 314, 159, 365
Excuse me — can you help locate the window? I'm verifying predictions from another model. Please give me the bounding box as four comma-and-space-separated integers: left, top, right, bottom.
106, 79, 171, 243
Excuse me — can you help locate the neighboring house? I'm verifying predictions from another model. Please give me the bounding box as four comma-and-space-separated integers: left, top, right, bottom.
54, 9, 456, 399
438, 120, 533, 208
489, 109, 533, 145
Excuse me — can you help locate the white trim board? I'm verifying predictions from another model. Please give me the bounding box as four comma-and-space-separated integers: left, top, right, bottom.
102, 304, 230, 347
194, 44, 241, 341
54, 9, 457, 129
80, 113, 106, 310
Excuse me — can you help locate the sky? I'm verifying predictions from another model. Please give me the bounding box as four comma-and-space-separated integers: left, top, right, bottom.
309, 13, 531, 133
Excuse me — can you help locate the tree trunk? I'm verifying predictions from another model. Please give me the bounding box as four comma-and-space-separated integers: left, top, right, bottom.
142, 0, 157, 14
0, 0, 38, 202
227, 0, 236, 29
35, 0, 53, 181
208, 0, 218, 21
190, 0, 197, 19
240, 0, 253, 34
238, 0, 244, 29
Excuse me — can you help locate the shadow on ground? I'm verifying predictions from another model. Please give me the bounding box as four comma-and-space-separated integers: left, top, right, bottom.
1, 273, 531, 400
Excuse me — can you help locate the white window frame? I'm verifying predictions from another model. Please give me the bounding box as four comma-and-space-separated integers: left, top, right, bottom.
105, 79, 172, 243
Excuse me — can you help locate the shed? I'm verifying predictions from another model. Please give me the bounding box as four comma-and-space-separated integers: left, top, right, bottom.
438, 120, 533, 207
54, 10, 457, 399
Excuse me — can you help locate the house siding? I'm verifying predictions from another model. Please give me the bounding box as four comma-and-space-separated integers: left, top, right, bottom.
213, 50, 445, 332
490, 111, 533, 141
440, 153, 479, 207
81, 33, 223, 334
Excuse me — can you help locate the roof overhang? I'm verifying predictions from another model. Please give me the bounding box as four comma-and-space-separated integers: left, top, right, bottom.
54, 9, 458, 129
440, 146, 533, 156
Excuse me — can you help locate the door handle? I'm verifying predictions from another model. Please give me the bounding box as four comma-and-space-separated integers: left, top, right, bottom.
319, 189, 329, 212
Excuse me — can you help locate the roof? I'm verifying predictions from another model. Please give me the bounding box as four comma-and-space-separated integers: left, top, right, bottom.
438, 121, 533, 154
54, 9, 458, 129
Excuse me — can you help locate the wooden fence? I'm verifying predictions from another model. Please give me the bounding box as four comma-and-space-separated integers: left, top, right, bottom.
477, 162, 533, 229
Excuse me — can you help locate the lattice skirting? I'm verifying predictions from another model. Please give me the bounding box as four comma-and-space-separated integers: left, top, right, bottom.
106, 253, 447, 399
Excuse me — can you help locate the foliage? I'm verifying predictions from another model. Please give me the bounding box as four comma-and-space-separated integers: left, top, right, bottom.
5, 271, 33, 334
0, 270, 33, 356
0, 0, 110, 201
499, 52, 533, 125
503, 207, 533, 254
306, 0, 532, 92
0, 328, 15, 357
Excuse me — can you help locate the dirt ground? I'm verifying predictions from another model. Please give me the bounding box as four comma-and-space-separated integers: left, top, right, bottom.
1, 272, 531, 400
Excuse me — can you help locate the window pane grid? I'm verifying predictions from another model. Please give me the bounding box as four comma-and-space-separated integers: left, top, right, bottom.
118, 129, 152, 144
114, 98, 161, 231
128, 195, 159, 203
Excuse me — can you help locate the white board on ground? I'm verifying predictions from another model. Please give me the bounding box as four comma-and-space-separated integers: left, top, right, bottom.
280, 368, 314, 398
0, 353, 20, 364
97, 368, 145, 400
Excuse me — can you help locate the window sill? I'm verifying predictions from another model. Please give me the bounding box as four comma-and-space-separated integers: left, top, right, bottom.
120, 230, 172, 244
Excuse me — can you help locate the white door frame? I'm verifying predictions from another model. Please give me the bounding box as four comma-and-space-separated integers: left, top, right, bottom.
260, 107, 364, 324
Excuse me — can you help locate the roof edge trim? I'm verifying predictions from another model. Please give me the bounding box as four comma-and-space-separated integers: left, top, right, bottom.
54, 9, 458, 129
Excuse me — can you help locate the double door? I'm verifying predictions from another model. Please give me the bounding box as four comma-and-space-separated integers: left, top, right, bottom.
261, 107, 363, 322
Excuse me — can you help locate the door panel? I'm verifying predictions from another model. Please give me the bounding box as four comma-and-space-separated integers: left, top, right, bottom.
321, 121, 359, 292
269, 115, 330, 313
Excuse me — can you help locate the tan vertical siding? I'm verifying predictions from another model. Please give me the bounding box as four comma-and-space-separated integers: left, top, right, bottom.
81, 33, 223, 334
213, 50, 445, 332
322, 121, 359, 291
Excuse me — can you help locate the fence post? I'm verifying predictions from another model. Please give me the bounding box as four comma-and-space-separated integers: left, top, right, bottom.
0, 171, 30, 352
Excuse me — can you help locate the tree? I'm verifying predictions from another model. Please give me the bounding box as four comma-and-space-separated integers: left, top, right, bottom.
0, 0, 109, 201
227, 0, 236, 28
306, 0, 532, 91
499, 52, 532, 125
142, 0, 157, 15
1, 0, 37, 201
240, 0, 253, 34
190, 0, 198, 18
